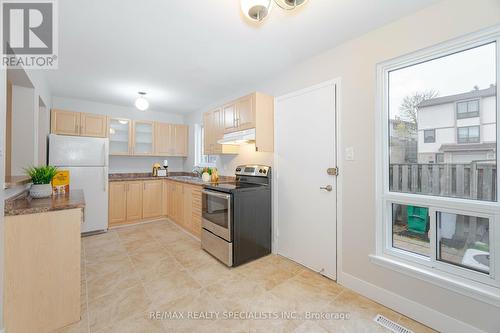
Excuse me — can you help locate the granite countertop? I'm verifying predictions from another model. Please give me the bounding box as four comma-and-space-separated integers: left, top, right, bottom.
108, 172, 235, 186
5, 190, 86, 217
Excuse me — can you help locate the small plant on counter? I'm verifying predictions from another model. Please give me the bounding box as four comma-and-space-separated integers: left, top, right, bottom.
25, 165, 58, 184
25, 165, 58, 198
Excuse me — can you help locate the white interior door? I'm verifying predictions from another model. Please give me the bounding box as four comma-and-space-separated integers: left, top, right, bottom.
275, 81, 337, 279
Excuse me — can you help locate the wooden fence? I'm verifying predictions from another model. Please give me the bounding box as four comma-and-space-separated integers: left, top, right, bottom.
389, 163, 496, 201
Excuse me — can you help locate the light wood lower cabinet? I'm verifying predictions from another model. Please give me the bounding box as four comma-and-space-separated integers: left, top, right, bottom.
109, 181, 142, 227
108, 182, 127, 225
182, 184, 202, 238
5, 209, 82, 333
143, 180, 163, 219
109, 179, 203, 237
126, 181, 144, 221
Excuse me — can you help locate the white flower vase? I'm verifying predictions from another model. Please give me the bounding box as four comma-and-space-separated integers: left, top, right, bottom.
30, 184, 53, 199
202, 172, 211, 182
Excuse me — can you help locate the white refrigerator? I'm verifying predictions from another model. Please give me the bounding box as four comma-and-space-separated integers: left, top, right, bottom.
49, 134, 109, 233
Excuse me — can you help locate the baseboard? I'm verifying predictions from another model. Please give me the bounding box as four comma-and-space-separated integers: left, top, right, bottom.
338, 272, 485, 333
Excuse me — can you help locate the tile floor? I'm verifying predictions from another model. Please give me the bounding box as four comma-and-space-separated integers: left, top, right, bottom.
56, 219, 437, 333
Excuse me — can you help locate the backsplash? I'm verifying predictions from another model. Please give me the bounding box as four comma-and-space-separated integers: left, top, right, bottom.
109, 156, 185, 173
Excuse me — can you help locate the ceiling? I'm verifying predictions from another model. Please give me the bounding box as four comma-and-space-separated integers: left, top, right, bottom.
47, 0, 439, 114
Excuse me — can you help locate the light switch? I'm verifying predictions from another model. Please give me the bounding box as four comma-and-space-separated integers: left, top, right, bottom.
345, 147, 354, 161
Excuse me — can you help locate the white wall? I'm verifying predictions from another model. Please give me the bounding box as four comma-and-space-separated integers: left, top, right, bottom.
186, 0, 500, 331
11, 85, 36, 175
52, 96, 187, 173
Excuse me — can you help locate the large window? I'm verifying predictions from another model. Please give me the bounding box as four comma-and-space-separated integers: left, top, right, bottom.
457, 126, 480, 144
457, 100, 480, 119
378, 33, 500, 294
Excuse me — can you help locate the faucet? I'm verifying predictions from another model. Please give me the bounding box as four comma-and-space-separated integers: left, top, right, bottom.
192, 166, 203, 178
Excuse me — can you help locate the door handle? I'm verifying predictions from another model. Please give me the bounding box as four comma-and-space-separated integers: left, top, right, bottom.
320, 185, 333, 192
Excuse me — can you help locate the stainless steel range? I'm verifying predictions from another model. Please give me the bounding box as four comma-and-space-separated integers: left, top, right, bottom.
201, 165, 272, 267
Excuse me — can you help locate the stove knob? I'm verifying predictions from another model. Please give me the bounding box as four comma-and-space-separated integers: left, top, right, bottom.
259, 169, 263, 174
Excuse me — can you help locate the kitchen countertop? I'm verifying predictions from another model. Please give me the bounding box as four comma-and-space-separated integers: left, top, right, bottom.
5, 190, 86, 217
108, 172, 235, 186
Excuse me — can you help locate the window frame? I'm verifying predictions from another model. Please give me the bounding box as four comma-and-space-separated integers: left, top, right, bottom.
194, 124, 217, 168
423, 129, 436, 143
375, 27, 500, 302
456, 99, 480, 119
457, 125, 481, 144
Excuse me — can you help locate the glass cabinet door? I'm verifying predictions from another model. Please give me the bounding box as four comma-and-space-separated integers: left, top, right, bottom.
108, 118, 131, 155
133, 121, 154, 155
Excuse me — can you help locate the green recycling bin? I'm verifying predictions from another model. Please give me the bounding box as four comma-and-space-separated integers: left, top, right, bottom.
407, 206, 429, 234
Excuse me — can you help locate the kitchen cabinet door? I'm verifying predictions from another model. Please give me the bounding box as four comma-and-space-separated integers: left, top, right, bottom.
174, 125, 188, 157
51, 109, 80, 136
108, 118, 132, 155
183, 185, 193, 231
174, 183, 184, 225
142, 180, 163, 219
167, 181, 175, 219
203, 112, 213, 155
162, 181, 168, 216
126, 181, 143, 221
132, 121, 155, 155
223, 103, 238, 133
155, 122, 174, 156
108, 182, 127, 227
235, 94, 255, 131
183, 185, 202, 238
80, 113, 107, 138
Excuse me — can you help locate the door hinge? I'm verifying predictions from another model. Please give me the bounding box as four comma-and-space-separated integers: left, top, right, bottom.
327, 167, 339, 176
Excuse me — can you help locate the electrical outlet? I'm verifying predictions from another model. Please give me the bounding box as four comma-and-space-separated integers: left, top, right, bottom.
345, 147, 354, 161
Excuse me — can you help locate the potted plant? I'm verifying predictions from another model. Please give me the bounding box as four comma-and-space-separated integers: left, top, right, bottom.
202, 167, 212, 182
25, 166, 58, 198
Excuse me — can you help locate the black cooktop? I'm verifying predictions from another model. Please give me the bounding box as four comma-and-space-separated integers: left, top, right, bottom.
204, 181, 267, 193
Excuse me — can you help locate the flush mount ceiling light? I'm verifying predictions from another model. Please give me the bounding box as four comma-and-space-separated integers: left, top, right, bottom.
134, 92, 149, 111
241, 0, 308, 22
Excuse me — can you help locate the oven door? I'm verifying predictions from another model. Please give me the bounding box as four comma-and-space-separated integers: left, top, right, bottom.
202, 189, 232, 242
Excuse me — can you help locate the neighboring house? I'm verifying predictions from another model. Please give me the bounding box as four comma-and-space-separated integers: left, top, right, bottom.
389, 119, 417, 163
417, 85, 496, 163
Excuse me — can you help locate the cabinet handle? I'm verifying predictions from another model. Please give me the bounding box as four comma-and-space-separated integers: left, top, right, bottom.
144, 183, 146, 190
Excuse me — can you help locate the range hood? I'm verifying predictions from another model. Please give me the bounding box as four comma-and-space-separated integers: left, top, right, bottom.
218, 128, 255, 145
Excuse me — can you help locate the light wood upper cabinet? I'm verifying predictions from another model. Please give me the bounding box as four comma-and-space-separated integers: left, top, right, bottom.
155, 122, 174, 156
174, 125, 188, 157
203, 108, 238, 155
142, 180, 163, 219
80, 113, 107, 137
126, 181, 143, 221
51, 109, 80, 136
203, 112, 213, 154
235, 94, 255, 131
204, 92, 273, 153
132, 121, 155, 156
223, 103, 238, 133
108, 118, 132, 155
108, 182, 127, 227
51, 109, 107, 138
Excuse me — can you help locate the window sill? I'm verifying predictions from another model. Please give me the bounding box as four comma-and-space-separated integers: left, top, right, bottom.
369, 254, 500, 307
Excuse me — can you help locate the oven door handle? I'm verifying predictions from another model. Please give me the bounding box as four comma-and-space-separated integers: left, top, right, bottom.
202, 189, 231, 200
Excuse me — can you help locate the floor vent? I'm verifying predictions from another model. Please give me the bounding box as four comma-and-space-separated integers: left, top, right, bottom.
374, 314, 413, 333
